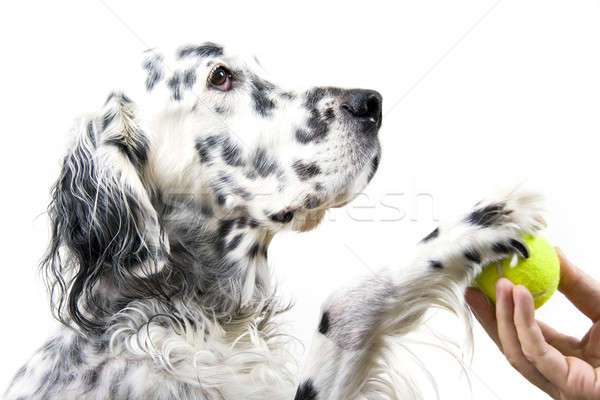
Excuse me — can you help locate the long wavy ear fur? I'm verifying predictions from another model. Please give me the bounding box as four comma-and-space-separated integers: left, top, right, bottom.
43, 94, 168, 334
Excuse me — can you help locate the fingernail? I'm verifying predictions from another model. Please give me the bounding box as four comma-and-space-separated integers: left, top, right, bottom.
496, 277, 513, 288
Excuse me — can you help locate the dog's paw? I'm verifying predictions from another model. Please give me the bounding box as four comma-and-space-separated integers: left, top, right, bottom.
462, 187, 546, 267
417, 187, 546, 275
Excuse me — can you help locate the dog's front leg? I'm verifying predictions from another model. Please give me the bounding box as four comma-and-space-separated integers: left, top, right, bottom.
294, 188, 546, 400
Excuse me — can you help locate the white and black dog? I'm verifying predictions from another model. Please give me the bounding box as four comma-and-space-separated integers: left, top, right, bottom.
4, 42, 545, 399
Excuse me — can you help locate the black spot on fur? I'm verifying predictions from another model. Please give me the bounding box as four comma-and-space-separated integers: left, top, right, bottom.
421, 227, 439, 243
146, 71, 162, 91
270, 210, 294, 223
464, 249, 482, 264
294, 379, 318, 400
221, 138, 244, 166
218, 219, 235, 238
215, 220, 235, 254
168, 73, 182, 101
295, 129, 313, 144
292, 160, 321, 181
429, 260, 443, 269
251, 75, 276, 117
177, 43, 224, 59
227, 234, 243, 251
195, 138, 212, 164
253, 149, 278, 177
205, 135, 220, 148
318, 311, 330, 334
195, 134, 221, 163
183, 69, 196, 88
300, 109, 330, 144
308, 109, 326, 131
142, 53, 164, 91
245, 243, 258, 259
466, 202, 509, 227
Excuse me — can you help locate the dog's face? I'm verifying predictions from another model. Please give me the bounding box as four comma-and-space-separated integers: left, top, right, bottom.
143, 42, 382, 232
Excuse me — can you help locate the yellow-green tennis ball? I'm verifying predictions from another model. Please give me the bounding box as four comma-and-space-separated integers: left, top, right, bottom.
475, 235, 560, 309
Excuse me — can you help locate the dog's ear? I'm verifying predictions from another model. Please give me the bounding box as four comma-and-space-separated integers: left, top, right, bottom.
43, 93, 169, 333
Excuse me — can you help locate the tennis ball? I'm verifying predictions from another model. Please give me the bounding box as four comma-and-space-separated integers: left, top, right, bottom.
475, 235, 560, 309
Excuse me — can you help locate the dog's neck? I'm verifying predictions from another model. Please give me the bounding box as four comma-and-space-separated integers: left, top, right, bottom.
158, 195, 277, 323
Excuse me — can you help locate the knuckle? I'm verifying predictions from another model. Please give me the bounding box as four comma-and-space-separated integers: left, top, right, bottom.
523, 345, 549, 362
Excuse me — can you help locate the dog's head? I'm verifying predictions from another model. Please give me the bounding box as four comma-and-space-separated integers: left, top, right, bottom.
44, 42, 382, 332
143, 42, 382, 231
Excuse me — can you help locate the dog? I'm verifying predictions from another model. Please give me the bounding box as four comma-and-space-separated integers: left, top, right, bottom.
4, 42, 545, 400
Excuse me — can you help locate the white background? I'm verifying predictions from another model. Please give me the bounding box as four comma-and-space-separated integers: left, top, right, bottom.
1, 1, 599, 399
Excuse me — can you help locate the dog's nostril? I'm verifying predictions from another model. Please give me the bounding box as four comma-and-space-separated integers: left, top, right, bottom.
340, 89, 382, 127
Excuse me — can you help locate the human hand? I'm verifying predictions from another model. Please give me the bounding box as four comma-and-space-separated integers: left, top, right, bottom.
466, 248, 600, 399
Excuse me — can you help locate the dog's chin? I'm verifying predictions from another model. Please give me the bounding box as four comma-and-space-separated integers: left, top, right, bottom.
291, 208, 326, 232
331, 192, 358, 209
330, 162, 378, 209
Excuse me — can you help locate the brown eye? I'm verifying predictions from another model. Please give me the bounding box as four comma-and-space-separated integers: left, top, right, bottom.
208, 66, 232, 91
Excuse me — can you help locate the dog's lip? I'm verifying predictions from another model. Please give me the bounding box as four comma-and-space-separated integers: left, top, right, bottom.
332, 200, 351, 208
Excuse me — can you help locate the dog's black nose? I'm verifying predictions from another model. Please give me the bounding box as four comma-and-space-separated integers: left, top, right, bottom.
341, 89, 383, 128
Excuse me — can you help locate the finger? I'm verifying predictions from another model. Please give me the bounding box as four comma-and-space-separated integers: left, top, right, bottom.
537, 320, 583, 358
580, 322, 600, 367
557, 248, 600, 322
465, 287, 500, 346
513, 285, 569, 389
495, 279, 560, 397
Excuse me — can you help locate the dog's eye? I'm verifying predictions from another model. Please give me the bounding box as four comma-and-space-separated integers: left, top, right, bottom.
208, 66, 232, 91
